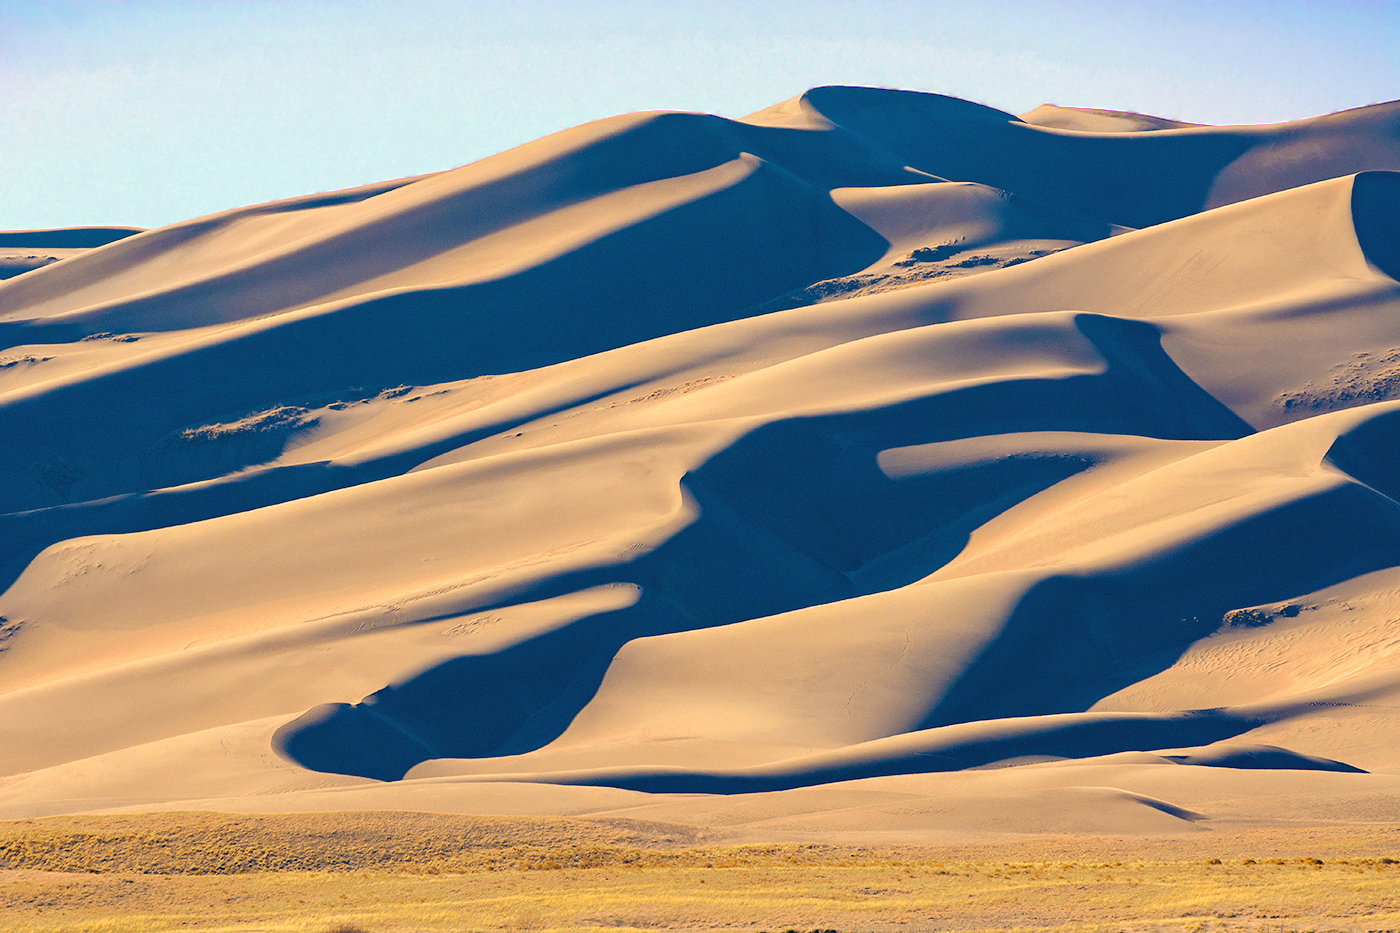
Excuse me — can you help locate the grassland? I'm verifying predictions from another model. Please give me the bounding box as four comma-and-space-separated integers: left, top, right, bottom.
2, 812, 1399, 933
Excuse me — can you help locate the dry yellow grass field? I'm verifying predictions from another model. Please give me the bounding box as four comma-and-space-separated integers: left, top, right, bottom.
2, 812, 1399, 933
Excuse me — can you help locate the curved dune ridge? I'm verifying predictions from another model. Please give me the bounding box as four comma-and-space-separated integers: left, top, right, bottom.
3, 86, 1400, 835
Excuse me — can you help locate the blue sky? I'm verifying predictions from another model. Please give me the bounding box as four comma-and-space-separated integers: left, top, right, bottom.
2, 0, 1397, 229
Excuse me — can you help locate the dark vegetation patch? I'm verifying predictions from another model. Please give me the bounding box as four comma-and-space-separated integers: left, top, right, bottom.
0, 354, 53, 369
79, 332, 141, 343
1222, 603, 1303, 629
0, 615, 22, 652
1278, 350, 1400, 413
758, 245, 1062, 312
168, 405, 317, 446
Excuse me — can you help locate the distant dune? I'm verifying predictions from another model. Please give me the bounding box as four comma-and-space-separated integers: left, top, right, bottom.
0, 227, 143, 281
2, 87, 1400, 838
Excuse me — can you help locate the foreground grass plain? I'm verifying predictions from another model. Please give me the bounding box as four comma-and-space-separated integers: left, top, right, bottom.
2, 812, 1399, 933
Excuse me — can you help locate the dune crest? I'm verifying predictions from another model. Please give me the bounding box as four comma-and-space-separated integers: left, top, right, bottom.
3, 88, 1400, 835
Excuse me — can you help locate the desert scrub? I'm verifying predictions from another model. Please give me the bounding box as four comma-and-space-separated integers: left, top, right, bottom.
3, 815, 1400, 933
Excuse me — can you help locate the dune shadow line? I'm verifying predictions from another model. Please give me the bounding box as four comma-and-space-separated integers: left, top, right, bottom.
275, 316, 1264, 782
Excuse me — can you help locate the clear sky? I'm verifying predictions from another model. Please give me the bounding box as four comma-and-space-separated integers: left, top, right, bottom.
2, 0, 1397, 230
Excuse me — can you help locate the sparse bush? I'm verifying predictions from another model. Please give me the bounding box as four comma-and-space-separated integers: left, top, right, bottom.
1223, 608, 1273, 628
896, 243, 964, 265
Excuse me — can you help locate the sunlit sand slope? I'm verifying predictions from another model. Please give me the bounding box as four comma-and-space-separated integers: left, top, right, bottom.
2, 87, 1400, 833
0, 227, 142, 281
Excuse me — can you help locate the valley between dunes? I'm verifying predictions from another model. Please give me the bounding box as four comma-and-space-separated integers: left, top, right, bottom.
3, 87, 1400, 856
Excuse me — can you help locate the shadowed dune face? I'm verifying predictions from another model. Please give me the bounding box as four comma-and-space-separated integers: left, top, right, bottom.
1352, 171, 1400, 280
4, 88, 1400, 828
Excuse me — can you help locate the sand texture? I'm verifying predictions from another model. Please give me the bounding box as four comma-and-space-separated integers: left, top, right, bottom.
3, 86, 1400, 837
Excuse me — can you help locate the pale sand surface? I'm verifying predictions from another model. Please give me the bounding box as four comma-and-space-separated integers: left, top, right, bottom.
2, 88, 1400, 850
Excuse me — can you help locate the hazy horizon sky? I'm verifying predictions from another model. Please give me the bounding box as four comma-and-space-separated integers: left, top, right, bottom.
3, 0, 1398, 230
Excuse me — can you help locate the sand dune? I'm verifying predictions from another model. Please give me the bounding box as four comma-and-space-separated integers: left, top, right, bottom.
2, 87, 1400, 835
0, 227, 142, 281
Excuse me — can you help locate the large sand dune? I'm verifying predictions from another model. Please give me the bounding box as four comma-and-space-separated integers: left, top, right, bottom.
3, 87, 1400, 836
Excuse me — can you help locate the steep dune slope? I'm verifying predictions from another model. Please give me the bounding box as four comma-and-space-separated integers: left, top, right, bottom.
0, 227, 143, 281
2, 88, 1400, 830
